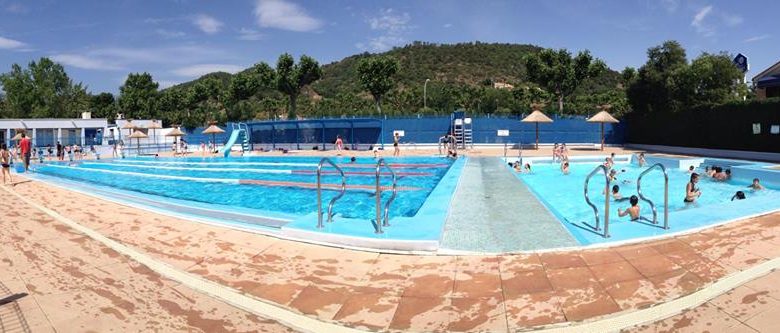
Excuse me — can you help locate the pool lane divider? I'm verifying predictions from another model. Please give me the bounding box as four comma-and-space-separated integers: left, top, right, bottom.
1, 185, 365, 333
7, 182, 780, 333
41, 164, 422, 191
111, 159, 449, 169
83, 162, 432, 176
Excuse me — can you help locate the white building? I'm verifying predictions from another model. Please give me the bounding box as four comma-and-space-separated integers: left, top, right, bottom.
0, 114, 109, 148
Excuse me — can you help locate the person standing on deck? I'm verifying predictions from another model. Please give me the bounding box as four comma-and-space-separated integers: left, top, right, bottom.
335, 135, 344, 155
19, 133, 31, 172
393, 132, 400, 157
1, 144, 12, 184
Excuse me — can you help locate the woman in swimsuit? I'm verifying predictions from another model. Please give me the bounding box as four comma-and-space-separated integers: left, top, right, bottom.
393, 133, 400, 157
685, 173, 702, 203
335, 135, 344, 155
1, 143, 12, 185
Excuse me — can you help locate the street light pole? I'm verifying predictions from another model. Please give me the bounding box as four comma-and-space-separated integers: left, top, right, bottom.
424, 78, 431, 110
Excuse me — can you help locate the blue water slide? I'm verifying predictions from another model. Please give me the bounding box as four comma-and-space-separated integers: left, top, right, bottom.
222, 129, 244, 158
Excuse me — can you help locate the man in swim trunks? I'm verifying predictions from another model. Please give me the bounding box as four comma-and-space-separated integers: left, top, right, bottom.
393, 133, 400, 157
618, 195, 641, 221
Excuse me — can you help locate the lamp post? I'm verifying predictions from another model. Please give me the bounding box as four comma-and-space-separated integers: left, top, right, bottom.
424, 78, 431, 110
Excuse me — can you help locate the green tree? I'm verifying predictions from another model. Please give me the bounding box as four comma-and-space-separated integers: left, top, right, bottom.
621, 67, 637, 87
157, 88, 187, 126
0, 58, 88, 118
524, 49, 607, 112
356, 56, 399, 114
118, 72, 159, 119
227, 62, 275, 103
90, 92, 116, 120
626, 41, 688, 113
275, 53, 322, 119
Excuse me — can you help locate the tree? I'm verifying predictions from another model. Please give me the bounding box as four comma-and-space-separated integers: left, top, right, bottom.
0, 57, 88, 118
356, 56, 399, 114
626, 41, 688, 113
524, 49, 607, 112
90, 92, 116, 120
275, 53, 322, 119
621, 67, 637, 87
228, 62, 275, 103
118, 72, 159, 119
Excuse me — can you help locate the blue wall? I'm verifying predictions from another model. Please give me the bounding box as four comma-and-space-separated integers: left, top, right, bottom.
240, 115, 626, 149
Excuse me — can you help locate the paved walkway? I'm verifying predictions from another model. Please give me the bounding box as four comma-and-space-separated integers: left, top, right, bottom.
0, 184, 292, 332
441, 157, 577, 252
628, 270, 780, 332
5, 178, 780, 332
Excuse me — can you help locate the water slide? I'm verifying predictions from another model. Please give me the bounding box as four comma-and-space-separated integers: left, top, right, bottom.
222, 129, 244, 158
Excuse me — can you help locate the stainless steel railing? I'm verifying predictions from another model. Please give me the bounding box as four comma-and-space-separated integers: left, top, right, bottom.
584, 164, 611, 238
316, 157, 346, 229
374, 158, 398, 234
636, 163, 669, 229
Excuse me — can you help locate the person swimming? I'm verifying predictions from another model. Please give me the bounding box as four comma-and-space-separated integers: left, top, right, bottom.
731, 191, 746, 201
637, 152, 646, 167
524, 163, 532, 173
611, 184, 624, 200
685, 173, 702, 203
749, 178, 764, 191
561, 161, 570, 175
687, 165, 695, 173
618, 195, 641, 221
350, 156, 357, 163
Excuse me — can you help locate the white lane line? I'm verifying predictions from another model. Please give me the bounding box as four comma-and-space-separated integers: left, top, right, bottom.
41, 164, 240, 183
2, 185, 364, 333
82, 162, 293, 174
114, 160, 319, 167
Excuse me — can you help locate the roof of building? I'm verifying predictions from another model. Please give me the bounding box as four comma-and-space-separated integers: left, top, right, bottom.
752, 59, 780, 82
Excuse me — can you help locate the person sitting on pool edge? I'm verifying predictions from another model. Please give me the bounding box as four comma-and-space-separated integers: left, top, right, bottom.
685, 173, 702, 203
618, 195, 641, 221
637, 152, 646, 167
731, 191, 746, 201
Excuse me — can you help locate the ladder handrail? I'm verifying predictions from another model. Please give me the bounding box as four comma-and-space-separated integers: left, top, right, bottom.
316, 157, 346, 229
375, 158, 398, 233
584, 164, 611, 238
636, 163, 669, 229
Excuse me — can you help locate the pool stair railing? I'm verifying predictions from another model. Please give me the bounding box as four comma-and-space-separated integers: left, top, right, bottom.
316, 158, 346, 229
636, 163, 670, 230
374, 158, 398, 234
584, 164, 611, 238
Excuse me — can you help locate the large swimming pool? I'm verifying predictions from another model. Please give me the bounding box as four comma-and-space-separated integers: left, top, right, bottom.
34, 156, 452, 218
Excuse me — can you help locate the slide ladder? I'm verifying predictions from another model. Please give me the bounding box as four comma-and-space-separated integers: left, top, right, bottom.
223, 123, 250, 158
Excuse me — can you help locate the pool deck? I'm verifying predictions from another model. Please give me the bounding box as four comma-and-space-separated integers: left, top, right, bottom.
4, 172, 780, 332
441, 157, 578, 252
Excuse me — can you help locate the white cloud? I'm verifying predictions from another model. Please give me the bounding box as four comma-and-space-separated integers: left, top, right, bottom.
0, 36, 26, 49
254, 0, 322, 32
51, 54, 125, 70
193, 14, 223, 34
691, 5, 713, 36
659, 0, 678, 13
744, 34, 770, 43
157, 80, 180, 89
238, 28, 263, 41
721, 13, 743, 26
443, 23, 453, 28
155, 29, 186, 38
357, 8, 412, 52
5, 2, 27, 14
171, 64, 243, 77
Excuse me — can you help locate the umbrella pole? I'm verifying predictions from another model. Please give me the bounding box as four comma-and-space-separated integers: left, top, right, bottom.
601, 123, 604, 151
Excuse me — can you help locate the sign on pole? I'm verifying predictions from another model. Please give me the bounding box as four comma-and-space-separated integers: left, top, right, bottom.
733, 53, 748, 73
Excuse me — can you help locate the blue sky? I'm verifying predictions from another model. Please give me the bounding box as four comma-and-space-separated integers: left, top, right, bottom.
0, 0, 775, 93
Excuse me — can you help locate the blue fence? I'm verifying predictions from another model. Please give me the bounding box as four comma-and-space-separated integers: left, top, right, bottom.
235, 115, 626, 150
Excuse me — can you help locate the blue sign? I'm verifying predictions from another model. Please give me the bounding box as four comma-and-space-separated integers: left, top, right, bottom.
733, 53, 748, 73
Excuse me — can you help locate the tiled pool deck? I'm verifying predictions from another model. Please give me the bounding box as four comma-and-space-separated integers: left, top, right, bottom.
3, 176, 780, 332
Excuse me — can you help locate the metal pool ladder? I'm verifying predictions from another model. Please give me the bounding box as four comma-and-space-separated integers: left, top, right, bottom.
316, 158, 346, 229
636, 163, 670, 229
584, 165, 611, 238
374, 158, 398, 234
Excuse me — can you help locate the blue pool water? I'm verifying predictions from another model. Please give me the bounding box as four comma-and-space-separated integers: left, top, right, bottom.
34, 156, 454, 221
516, 159, 780, 244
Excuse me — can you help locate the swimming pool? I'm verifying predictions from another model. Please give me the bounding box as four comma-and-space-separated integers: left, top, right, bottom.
509, 155, 780, 245
34, 156, 455, 222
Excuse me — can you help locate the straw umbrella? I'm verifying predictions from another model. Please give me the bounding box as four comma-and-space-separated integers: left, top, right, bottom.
127, 130, 148, 156
146, 120, 162, 152
587, 105, 620, 151
120, 120, 136, 144
521, 105, 553, 150
201, 122, 225, 153
165, 126, 185, 156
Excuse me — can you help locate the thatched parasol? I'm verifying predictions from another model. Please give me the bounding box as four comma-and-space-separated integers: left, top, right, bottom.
201, 122, 225, 153
165, 126, 185, 154
146, 120, 162, 151
128, 130, 148, 155
121, 120, 137, 143
521, 107, 553, 150
587, 106, 619, 151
